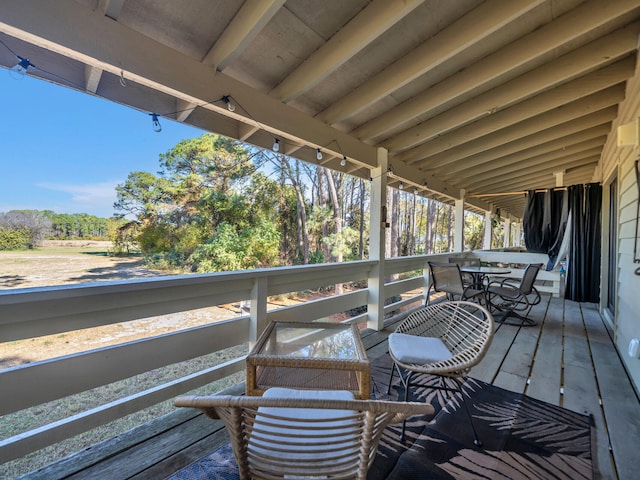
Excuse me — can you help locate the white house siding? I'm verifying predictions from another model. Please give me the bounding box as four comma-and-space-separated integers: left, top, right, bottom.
600, 51, 640, 393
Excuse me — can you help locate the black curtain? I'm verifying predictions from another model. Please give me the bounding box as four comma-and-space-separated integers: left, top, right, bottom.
523, 189, 568, 267
523, 190, 545, 253
565, 183, 602, 302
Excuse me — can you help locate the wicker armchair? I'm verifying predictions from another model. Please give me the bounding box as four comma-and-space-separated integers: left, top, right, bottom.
175, 387, 433, 480
387, 301, 494, 445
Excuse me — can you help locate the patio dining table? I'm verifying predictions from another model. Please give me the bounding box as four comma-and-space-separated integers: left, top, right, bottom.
460, 266, 511, 289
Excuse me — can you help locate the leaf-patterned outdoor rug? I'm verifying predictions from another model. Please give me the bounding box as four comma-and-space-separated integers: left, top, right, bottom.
166, 354, 594, 480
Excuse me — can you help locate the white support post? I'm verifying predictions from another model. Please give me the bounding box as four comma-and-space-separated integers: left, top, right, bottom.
512, 221, 522, 247
483, 209, 493, 250
367, 148, 388, 331
503, 217, 512, 248
453, 190, 465, 252
249, 277, 268, 346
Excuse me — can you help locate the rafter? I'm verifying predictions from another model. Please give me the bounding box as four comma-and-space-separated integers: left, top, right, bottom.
175, 99, 198, 123
385, 32, 639, 152
270, 0, 423, 103
436, 125, 611, 180
352, 0, 640, 142
416, 90, 623, 171
0, 0, 375, 167
317, 0, 544, 124
486, 163, 598, 193
201, 0, 285, 71
462, 141, 605, 187
84, 64, 102, 93
396, 61, 632, 162
470, 155, 601, 193
97, 0, 125, 19
424, 109, 617, 177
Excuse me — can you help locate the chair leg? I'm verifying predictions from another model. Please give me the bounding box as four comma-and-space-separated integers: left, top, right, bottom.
387, 362, 397, 395
399, 371, 414, 440
452, 377, 483, 447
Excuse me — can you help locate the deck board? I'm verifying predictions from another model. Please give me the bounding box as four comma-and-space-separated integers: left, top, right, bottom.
587, 314, 640, 480
562, 302, 615, 480
526, 295, 563, 405
17, 298, 639, 480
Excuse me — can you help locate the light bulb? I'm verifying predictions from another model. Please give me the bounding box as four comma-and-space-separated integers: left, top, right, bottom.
9, 56, 32, 79
273, 138, 280, 152
119, 70, 127, 87
340, 156, 347, 167
150, 113, 162, 132
399, 182, 404, 190
223, 95, 235, 112
316, 148, 323, 161
413, 187, 418, 195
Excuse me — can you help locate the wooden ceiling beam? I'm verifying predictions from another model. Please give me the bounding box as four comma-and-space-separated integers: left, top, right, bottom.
0, 0, 376, 166
97, 0, 125, 20
462, 141, 604, 187
317, 0, 543, 124
427, 110, 616, 178
84, 64, 102, 93
470, 155, 601, 193
416, 90, 623, 172
487, 163, 599, 193
175, 99, 198, 123
201, 0, 285, 72
270, 0, 423, 103
382, 36, 640, 151
391, 53, 637, 155
352, 0, 640, 142
435, 125, 611, 180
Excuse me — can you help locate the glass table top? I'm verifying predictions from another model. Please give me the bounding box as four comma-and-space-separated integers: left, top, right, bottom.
258, 322, 362, 360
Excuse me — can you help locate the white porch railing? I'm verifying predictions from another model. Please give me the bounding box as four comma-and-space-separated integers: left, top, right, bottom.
0, 250, 557, 465
0, 254, 447, 464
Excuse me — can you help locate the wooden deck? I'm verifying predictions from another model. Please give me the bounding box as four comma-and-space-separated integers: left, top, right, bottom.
21, 296, 640, 480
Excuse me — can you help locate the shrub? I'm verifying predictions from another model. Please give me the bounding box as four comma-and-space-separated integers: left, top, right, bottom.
0, 227, 32, 250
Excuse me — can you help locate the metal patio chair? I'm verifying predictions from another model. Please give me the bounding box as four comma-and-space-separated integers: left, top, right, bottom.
486, 263, 542, 325
426, 261, 486, 306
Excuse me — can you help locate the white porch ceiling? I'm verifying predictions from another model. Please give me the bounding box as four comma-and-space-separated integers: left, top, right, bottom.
1, 0, 639, 218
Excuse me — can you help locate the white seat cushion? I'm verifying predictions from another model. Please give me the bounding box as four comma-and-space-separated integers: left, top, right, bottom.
389, 333, 452, 364
250, 388, 358, 463
264, 387, 354, 401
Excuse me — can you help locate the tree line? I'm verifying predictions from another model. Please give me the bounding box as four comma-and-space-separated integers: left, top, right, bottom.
0, 210, 116, 250
112, 133, 495, 272
2, 133, 500, 260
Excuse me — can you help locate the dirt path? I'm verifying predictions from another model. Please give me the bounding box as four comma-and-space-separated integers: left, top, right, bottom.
0, 241, 159, 289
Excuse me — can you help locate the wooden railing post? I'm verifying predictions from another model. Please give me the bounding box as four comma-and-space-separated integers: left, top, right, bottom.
250, 277, 268, 346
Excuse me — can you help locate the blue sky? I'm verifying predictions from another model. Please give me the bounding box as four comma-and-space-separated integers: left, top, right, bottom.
0, 73, 205, 218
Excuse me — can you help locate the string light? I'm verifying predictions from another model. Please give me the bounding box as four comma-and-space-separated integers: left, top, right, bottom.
413, 187, 418, 195
0, 40, 368, 175
9, 56, 33, 79
150, 113, 162, 132
399, 182, 404, 190
222, 95, 235, 112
